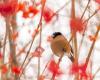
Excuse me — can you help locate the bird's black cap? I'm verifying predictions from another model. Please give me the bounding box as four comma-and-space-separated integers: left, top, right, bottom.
52, 32, 62, 38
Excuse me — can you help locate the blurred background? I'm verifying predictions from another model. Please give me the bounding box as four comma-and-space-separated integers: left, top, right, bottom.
0, 0, 100, 80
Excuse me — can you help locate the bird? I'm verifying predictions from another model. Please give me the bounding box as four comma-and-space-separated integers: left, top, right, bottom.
50, 32, 74, 62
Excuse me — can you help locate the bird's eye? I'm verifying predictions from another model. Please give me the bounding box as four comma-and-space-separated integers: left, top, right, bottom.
62, 48, 66, 52
52, 35, 55, 38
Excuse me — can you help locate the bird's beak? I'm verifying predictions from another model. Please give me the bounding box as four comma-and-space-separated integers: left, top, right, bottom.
47, 36, 53, 42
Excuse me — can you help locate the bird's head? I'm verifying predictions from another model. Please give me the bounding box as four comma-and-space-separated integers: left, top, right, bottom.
52, 32, 62, 38
47, 32, 62, 42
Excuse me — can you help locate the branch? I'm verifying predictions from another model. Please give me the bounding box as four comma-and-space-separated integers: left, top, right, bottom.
93, 67, 100, 79
81, 0, 91, 19
85, 26, 100, 67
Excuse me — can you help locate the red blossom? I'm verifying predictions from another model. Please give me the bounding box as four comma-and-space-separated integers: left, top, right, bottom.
43, 7, 54, 23
22, 11, 30, 18
29, 6, 39, 15
95, 0, 100, 4
11, 66, 21, 75
79, 64, 88, 79
35, 46, 44, 54
32, 51, 41, 57
17, 3, 25, 11
18, 3, 39, 18
48, 59, 62, 76
0, 1, 18, 16
80, 72, 88, 80
79, 63, 87, 72
70, 64, 79, 74
70, 17, 86, 33
22, 6, 39, 18
32, 46, 44, 57
1, 65, 8, 74
70, 63, 92, 80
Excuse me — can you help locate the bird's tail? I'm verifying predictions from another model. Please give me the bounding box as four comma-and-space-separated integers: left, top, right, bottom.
69, 52, 74, 62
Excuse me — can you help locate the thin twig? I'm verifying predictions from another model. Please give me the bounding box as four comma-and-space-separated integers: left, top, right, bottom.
19, 32, 38, 79
78, 4, 99, 58
16, 40, 32, 57
20, 39, 33, 69
19, 55, 34, 78
37, 10, 42, 80
84, 10, 99, 24
6, 18, 18, 64
54, 1, 70, 15
85, 26, 100, 68
69, 33, 74, 43
41, 55, 54, 75
3, 23, 7, 63
78, 8, 99, 58
6, 16, 18, 80
78, 22, 88, 56
80, 0, 91, 19
93, 67, 100, 79
37, 0, 46, 79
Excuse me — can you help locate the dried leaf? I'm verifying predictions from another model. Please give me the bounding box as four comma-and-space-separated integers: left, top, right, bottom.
88, 35, 96, 41
38, 75, 45, 80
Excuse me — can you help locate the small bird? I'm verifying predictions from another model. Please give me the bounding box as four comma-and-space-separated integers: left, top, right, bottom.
50, 32, 74, 62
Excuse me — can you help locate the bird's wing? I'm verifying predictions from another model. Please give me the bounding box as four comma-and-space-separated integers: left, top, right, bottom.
51, 36, 65, 57
51, 35, 74, 62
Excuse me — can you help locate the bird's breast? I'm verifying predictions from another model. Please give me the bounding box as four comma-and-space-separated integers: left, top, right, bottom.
50, 36, 71, 56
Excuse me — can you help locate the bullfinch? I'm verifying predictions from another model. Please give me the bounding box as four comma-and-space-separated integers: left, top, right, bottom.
50, 32, 74, 62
